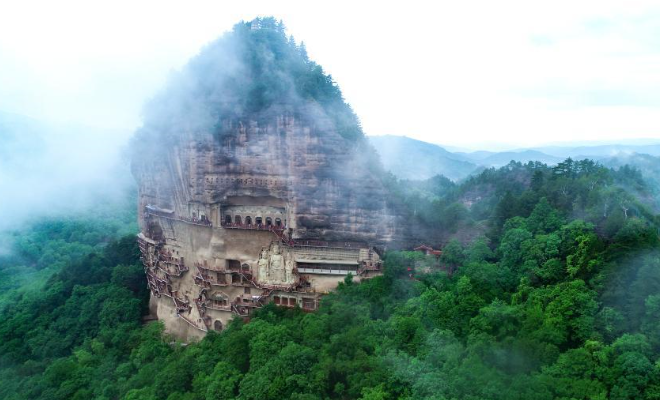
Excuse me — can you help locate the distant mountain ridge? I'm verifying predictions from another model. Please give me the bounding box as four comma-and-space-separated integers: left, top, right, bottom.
460, 149, 563, 167
529, 144, 660, 159
369, 134, 660, 181
368, 135, 478, 181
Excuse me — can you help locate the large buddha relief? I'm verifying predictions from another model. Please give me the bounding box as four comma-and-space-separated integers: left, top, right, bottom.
256, 242, 297, 286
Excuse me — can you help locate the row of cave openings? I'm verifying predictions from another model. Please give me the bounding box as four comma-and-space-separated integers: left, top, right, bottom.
224, 214, 283, 227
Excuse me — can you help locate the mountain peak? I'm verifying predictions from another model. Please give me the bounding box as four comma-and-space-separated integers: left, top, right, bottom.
140, 17, 362, 141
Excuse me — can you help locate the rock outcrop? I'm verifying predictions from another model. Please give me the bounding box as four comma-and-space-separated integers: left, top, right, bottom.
132, 18, 403, 340
134, 107, 398, 244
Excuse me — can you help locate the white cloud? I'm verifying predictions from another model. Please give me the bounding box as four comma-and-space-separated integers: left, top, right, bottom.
0, 0, 659, 149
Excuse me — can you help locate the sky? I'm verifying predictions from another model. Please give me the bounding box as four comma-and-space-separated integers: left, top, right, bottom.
1, 1, 659, 150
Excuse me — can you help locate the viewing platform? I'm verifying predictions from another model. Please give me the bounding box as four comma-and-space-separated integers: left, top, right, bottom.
144, 208, 213, 227
193, 273, 228, 289
193, 263, 255, 289
221, 221, 285, 232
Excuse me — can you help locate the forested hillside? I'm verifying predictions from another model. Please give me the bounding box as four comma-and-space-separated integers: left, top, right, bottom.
603, 152, 660, 209
0, 189, 138, 307
369, 134, 660, 183
1, 158, 660, 399
384, 158, 659, 244
369, 135, 479, 181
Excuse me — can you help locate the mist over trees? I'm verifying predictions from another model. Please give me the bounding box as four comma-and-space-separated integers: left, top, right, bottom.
2, 155, 660, 399
137, 17, 363, 148
0, 111, 135, 232
2, 15, 660, 400
382, 158, 660, 244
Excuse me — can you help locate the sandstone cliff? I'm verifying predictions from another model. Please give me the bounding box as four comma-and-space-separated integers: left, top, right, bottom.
133, 107, 399, 244
131, 18, 404, 340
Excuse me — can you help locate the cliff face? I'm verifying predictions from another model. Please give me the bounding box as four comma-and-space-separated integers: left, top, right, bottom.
131, 19, 402, 340
133, 106, 399, 244
132, 109, 399, 340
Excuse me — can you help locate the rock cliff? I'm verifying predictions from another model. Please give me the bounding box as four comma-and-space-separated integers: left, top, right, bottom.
131, 18, 404, 340
133, 107, 399, 244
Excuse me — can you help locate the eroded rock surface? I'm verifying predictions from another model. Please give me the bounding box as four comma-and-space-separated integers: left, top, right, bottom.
132, 19, 406, 339
133, 110, 401, 339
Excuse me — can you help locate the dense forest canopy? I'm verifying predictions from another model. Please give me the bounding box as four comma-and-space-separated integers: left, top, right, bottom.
137, 17, 363, 144
0, 188, 137, 308
384, 158, 659, 243
3, 16, 660, 400
2, 155, 660, 399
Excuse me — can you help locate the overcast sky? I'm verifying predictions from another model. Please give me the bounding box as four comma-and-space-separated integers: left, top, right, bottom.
1, 0, 659, 150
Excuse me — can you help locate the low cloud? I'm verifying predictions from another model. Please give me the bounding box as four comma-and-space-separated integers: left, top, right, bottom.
0, 111, 134, 231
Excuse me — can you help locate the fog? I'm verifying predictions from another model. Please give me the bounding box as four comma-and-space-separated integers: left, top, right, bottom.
3, 2, 660, 146
0, 112, 134, 231
2, 1, 660, 233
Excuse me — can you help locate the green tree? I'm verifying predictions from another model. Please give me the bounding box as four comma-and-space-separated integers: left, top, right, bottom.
203, 361, 242, 400
526, 197, 563, 234
440, 239, 465, 273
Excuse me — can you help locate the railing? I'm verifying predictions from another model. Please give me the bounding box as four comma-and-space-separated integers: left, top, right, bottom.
137, 233, 161, 247
193, 275, 210, 289
144, 205, 174, 216
145, 268, 173, 298
176, 313, 208, 332
140, 214, 382, 320
147, 270, 170, 286
293, 247, 360, 261
221, 224, 367, 252
233, 270, 257, 287
357, 263, 382, 275
145, 211, 212, 227
231, 302, 250, 316
172, 293, 191, 313
157, 253, 188, 276
193, 263, 255, 288
194, 262, 228, 273
205, 302, 232, 312
221, 222, 285, 232
293, 240, 366, 249
193, 273, 228, 288
297, 267, 357, 276
179, 216, 212, 226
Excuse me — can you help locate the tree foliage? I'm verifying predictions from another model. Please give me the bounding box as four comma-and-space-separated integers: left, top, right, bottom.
2, 157, 660, 399
137, 17, 364, 145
